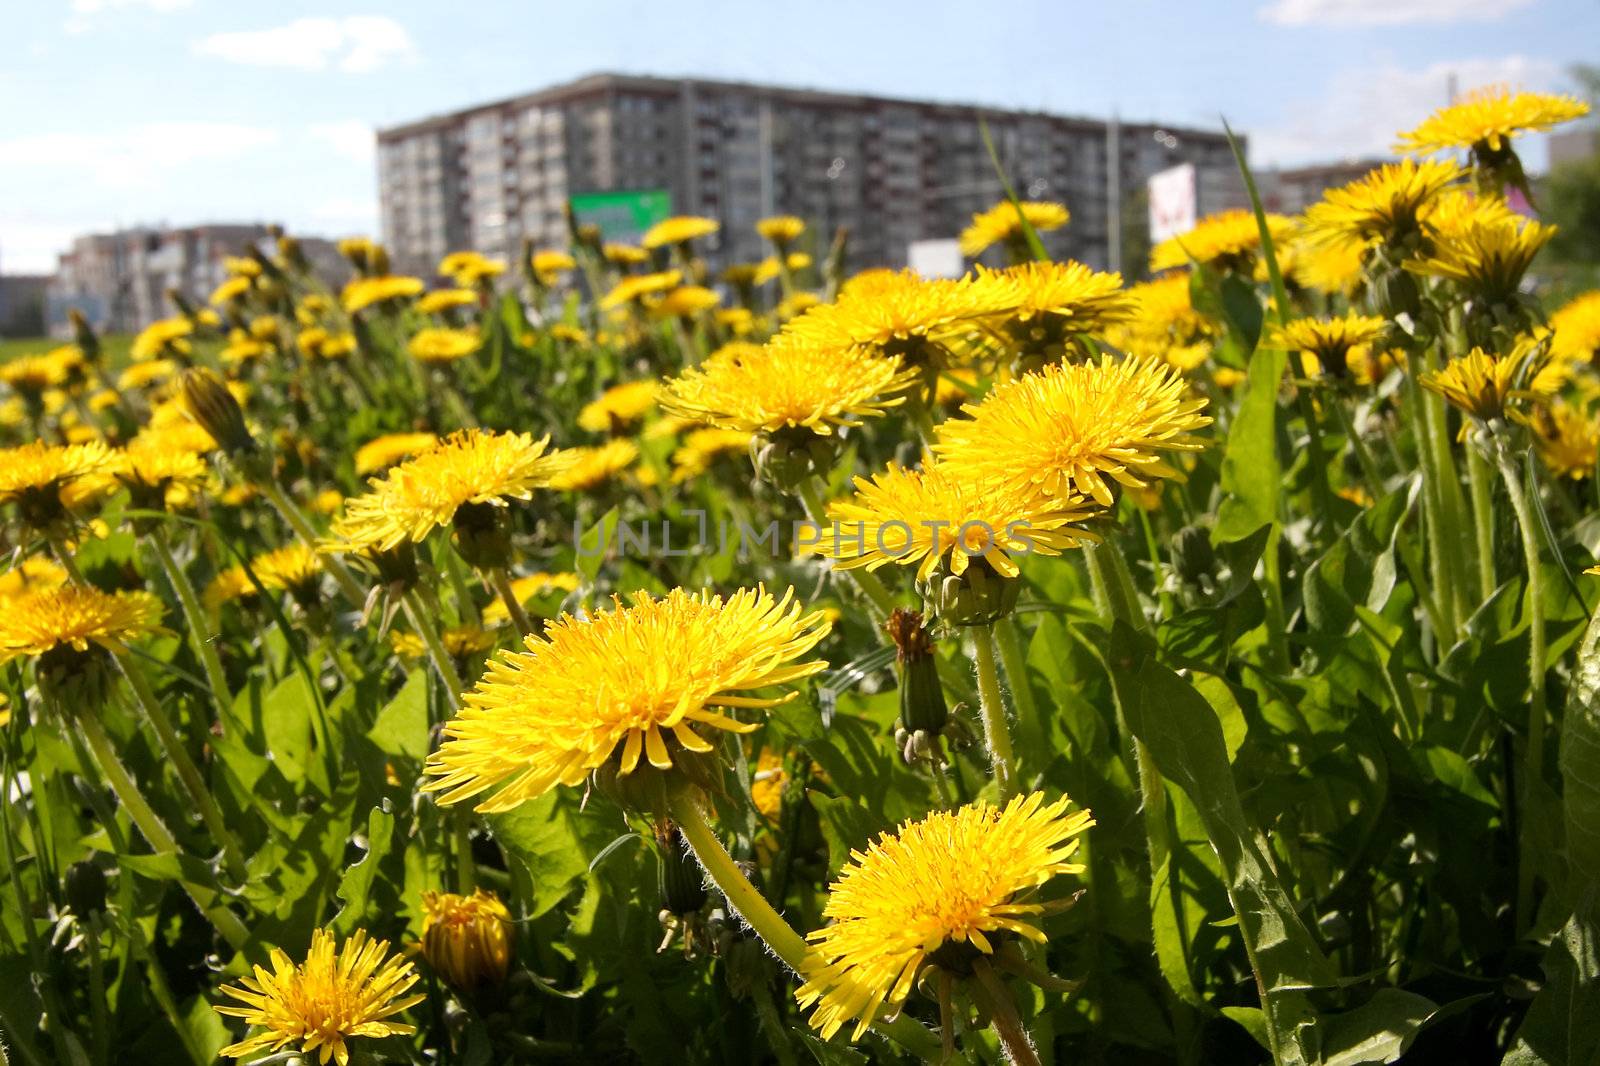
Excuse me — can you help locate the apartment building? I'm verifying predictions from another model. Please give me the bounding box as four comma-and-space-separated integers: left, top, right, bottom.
377, 73, 1245, 278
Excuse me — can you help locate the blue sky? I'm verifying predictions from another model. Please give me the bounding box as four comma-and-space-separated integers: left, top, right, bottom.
2, 0, 1594, 272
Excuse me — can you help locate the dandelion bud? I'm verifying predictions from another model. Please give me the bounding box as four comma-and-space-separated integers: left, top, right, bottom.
656, 823, 709, 918
68, 308, 101, 366
421, 889, 514, 993
64, 860, 107, 917
370, 244, 392, 276
920, 557, 1019, 628
450, 501, 514, 571
179, 368, 256, 458
750, 427, 840, 492
886, 609, 949, 736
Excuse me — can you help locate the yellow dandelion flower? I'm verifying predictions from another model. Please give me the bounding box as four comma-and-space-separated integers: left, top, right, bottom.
390, 626, 498, 662
1550, 291, 1600, 364
209, 276, 252, 306
751, 747, 787, 821
603, 243, 649, 267
934, 367, 980, 409
342, 275, 425, 314
648, 285, 721, 320
0, 440, 113, 529
670, 427, 754, 482
117, 359, 178, 391
1293, 238, 1367, 298
1302, 158, 1466, 247
1405, 211, 1553, 302
1420, 337, 1558, 423
756, 215, 807, 246
438, 252, 505, 287
355, 432, 439, 475
219, 329, 270, 367
1150, 209, 1295, 273
422, 586, 831, 812
0, 354, 68, 397
600, 270, 682, 310
530, 249, 576, 285
808, 460, 1100, 581
482, 571, 580, 626
111, 440, 209, 510
578, 380, 657, 433
785, 270, 1008, 367
642, 216, 719, 250
933, 357, 1212, 506
779, 292, 821, 319
408, 328, 480, 364
251, 542, 324, 597
718, 307, 756, 335
421, 889, 514, 991
1105, 274, 1217, 365
959, 200, 1070, 257
327, 429, 572, 554
659, 335, 919, 436
970, 261, 1134, 363
1532, 402, 1599, 479
1266, 314, 1388, 379
1396, 85, 1590, 155
416, 288, 480, 315
204, 565, 259, 611
548, 439, 639, 491
0, 557, 69, 600
796, 792, 1094, 1040
215, 928, 423, 1066
0, 586, 163, 664
548, 323, 590, 345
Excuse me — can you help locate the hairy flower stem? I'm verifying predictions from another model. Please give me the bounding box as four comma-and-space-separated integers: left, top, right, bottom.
1467, 447, 1497, 605
1402, 351, 1461, 641
149, 527, 231, 718
400, 589, 464, 711
992, 616, 1038, 728
973, 625, 1019, 800
667, 789, 946, 1063
971, 959, 1043, 1066
73, 711, 250, 951
1497, 450, 1547, 933
258, 480, 367, 608
115, 650, 248, 883
487, 566, 535, 639
797, 477, 895, 621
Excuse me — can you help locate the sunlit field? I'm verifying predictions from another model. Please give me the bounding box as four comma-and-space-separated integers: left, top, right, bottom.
3, 86, 1600, 1065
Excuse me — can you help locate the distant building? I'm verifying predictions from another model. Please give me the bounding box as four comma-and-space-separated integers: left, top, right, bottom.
376, 72, 1244, 278
1257, 159, 1392, 215
1549, 127, 1600, 170
0, 274, 50, 338
47, 224, 342, 336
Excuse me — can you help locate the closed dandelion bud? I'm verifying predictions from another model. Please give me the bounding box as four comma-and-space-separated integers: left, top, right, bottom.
421, 889, 514, 993
750, 428, 840, 492
179, 368, 256, 458
886, 609, 948, 736
64, 860, 107, 917
450, 500, 514, 571
278, 236, 307, 273
69, 308, 101, 366
1171, 525, 1215, 585
1366, 262, 1419, 321
919, 557, 1019, 628
657, 824, 709, 917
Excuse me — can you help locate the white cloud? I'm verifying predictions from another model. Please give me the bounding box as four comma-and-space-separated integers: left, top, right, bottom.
0, 122, 279, 188
193, 16, 416, 73
1260, 0, 1534, 26
309, 121, 375, 165
0, 219, 91, 275
1249, 54, 1561, 167
65, 0, 193, 35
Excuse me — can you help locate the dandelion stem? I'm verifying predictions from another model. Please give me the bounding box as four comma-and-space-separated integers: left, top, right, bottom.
73, 710, 250, 951
973, 624, 1019, 800
992, 616, 1038, 728
401, 589, 464, 713
148, 526, 232, 718
797, 477, 895, 621
487, 566, 535, 639
970, 958, 1042, 1066
1497, 448, 1546, 933
258, 480, 367, 608
1467, 446, 1497, 605
114, 649, 249, 883
667, 789, 946, 1062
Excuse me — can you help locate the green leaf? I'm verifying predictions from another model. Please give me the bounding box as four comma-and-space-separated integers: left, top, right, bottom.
1103, 622, 1334, 1065
1503, 890, 1600, 1065
810, 793, 887, 875
332, 805, 394, 934
364, 672, 430, 765
1316, 989, 1437, 1066
1221, 1006, 1272, 1051
491, 791, 618, 917
576, 506, 621, 582
1213, 341, 1287, 544
1562, 607, 1600, 888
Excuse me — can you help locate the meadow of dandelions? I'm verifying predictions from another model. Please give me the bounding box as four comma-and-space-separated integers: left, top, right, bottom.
2, 84, 1600, 1065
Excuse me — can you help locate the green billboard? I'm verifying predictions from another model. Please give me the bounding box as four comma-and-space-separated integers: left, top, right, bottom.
568, 189, 673, 244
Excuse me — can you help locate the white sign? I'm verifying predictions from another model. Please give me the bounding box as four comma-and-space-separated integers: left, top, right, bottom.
907, 238, 964, 279
1148, 163, 1197, 244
